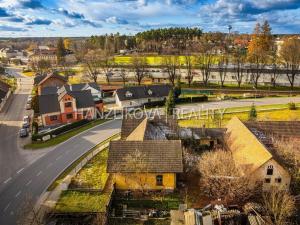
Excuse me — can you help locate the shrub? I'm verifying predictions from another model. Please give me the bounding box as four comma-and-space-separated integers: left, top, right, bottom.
288, 102, 296, 110
248, 104, 257, 121
176, 95, 208, 104
32, 119, 90, 141
143, 100, 166, 108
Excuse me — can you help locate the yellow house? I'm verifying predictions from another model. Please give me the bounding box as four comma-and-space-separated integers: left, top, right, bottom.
107, 140, 183, 190
226, 117, 291, 191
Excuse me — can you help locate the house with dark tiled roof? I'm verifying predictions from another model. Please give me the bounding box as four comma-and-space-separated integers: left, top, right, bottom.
34, 73, 67, 95
226, 117, 291, 191
39, 83, 103, 127
107, 115, 183, 191
115, 84, 171, 108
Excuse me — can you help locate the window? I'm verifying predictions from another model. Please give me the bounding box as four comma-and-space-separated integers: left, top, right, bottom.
275, 177, 282, 183
83, 111, 87, 117
265, 178, 271, 183
65, 102, 72, 108
50, 115, 58, 121
66, 113, 73, 119
267, 165, 273, 175
156, 175, 163, 186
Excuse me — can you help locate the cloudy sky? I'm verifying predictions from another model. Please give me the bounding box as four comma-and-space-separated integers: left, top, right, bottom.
0, 0, 299, 37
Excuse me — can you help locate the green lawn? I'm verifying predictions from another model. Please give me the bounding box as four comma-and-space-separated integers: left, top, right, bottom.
47, 133, 119, 191
24, 119, 107, 150
70, 148, 109, 190
179, 106, 300, 128
55, 190, 111, 213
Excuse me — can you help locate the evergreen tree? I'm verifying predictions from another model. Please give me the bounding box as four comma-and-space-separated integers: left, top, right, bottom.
165, 89, 175, 115
249, 104, 257, 121
56, 38, 66, 65
174, 76, 182, 99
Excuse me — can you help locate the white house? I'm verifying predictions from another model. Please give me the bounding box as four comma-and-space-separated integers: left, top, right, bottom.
115, 84, 171, 108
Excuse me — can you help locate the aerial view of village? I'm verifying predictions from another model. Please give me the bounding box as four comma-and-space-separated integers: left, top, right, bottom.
0, 0, 300, 225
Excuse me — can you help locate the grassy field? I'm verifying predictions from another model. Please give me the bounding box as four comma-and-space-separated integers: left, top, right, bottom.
114, 55, 220, 66
22, 71, 35, 77
179, 106, 300, 128
24, 119, 107, 150
70, 148, 109, 189
55, 190, 110, 213
47, 133, 119, 191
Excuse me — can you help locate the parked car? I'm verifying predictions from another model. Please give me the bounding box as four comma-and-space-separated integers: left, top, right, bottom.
23, 115, 30, 123
26, 103, 31, 110
22, 121, 30, 129
19, 128, 28, 138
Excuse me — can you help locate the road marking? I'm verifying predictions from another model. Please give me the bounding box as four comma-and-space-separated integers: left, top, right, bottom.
4, 177, 12, 184
17, 167, 24, 174
3, 203, 10, 212
15, 191, 21, 198
26, 180, 32, 186
56, 155, 62, 161
36, 171, 42, 176
47, 163, 53, 168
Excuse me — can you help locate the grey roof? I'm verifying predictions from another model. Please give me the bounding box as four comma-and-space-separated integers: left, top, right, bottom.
107, 140, 183, 173
70, 90, 95, 108
34, 74, 47, 85
116, 85, 171, 101
39, 95, 60, 114
39, 90, 95, 114
34, 73, 67, 85
68, 82, 101, 92
40, 86, 58, 95
0, 80, 10, 93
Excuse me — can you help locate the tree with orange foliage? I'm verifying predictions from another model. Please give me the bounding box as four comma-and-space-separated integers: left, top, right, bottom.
247, 21, 273, 88
280, 36, 300, 89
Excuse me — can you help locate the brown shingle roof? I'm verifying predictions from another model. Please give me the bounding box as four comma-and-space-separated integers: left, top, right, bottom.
121, 116, 146, 139
107, 140, 183, 173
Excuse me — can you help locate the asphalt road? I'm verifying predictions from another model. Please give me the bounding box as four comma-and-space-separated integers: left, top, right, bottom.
0, 68, 33, 184
0, 119, 122, 225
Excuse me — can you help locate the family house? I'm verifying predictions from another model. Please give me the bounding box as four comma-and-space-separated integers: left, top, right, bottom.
115, 84, 171, 108
107, 115, 183, 191
107, 140, 183, 190
226, 117, 291, 191
39, 83, 103, 127
34, 73, 67, 95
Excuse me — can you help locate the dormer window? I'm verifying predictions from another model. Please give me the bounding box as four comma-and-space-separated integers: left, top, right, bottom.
125, 91, 132, 98
148, 89, 153, 95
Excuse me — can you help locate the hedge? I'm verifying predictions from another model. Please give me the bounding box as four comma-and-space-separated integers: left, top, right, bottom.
143, 95, 208, 108
32, 119, 90, 141
175, 95, 208, 104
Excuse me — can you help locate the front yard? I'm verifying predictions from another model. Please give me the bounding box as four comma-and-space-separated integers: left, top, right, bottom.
70, 148, 109, 190
55, 190, 111, 213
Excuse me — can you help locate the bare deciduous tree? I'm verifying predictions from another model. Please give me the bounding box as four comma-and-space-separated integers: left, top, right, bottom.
262, 187, 296, 225
196, 52, 213, 86
198, 149, 260, 203
122, 149, 149, 193
162, 55, 180, 86
119, 68, 128, 87
217, 54, 229, 87
232, 49, 246, 87
131, 55, 148, 85
83, 50, 102, 83
280, 37, 300, 90
184, 54, 194, 87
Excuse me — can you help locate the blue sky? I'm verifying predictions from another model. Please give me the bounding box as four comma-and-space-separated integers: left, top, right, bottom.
0, 0, 299, 37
